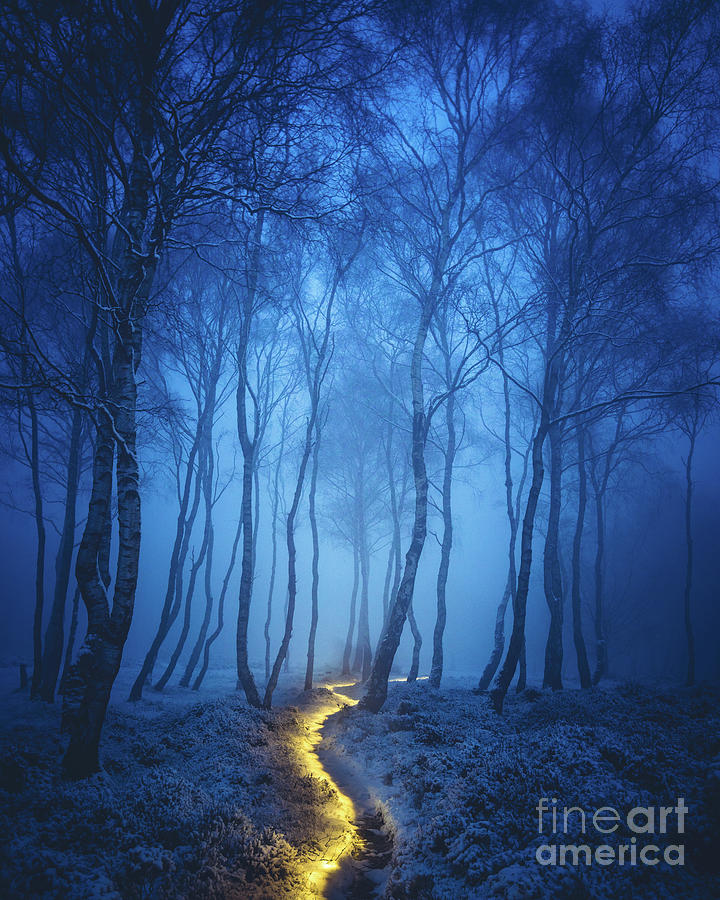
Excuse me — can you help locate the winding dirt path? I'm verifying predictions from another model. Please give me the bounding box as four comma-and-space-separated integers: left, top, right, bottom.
302, 683, 393, 899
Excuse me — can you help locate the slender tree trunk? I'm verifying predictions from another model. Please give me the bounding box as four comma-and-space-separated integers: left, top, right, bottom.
27, 396, 46, 700
355, 536, 372, 681
264, 415, 317, 707
516, 638, 527, 692
155, 500, 211, 691
253, 463, 260, 573
406, 601, 422, 682
193, 515, 242, 691
180, 441, 216, 687
283, 587, 291, 674
591, 474, 608, 685
571, 426, 591, 688
352, 471, 372, 679
155, 426, 214, 692
39, 292, 97, 702
265, 432, 284, 682
360, 301, 433, 712
62, 330, 139, 776
60, 80, 179, 774
490, 422, 548, 713
381, 540, 393, 627
304, 425, 321, 690
235, 446, 261, 705
9, 212, 46, 701
342, 537, 360, 676
477, 365, 528, 691
543, 423, 564, 690
429, 382, 455, 689
683, 420, 697, 687
234, 212, 265, 708
479, 577, 513, 691
39, 405, 84, 702
261, 239, 344, 707
58, 584, 81, 696
381, 416, 397, 627
378, 409, 405, 661
129, 418, 205, 701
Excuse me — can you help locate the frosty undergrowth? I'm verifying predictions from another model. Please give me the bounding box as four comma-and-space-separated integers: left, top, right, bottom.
1, 674, 718, 900
0, 681, 329, 899
328, 679, 720, 900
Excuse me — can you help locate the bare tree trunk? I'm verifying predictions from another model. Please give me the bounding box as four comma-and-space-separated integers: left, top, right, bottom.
304, 425, 321, 690
341, 536, 360, 676
62, 326, 139, 776
155, 401, 216, 692
353, 474, 372, 680
490, 421, 548, 713
591, 469, 608, 685
516, 638, 527, 692
9, 211, 46, 701
58, 584, 81, 696
264, 252, 340, 707
571, 425, 591, 688
381, 540, 393, 627
60, 412, 114, 775
588, 416, 625, 686
192, 515, 242, 691
155, 486, 211, 691
26, 395, 46, 700
429, 379, 455, 689
377, 407, 405, 663
477, 355, 529, 691
406, 600, 422, 682
180, 443, 216, 687
39, 289, 97, 702
253, 463, 260, 572
235, 212, 264, 708
542, 423, 564, 690
479, 577, 513, 691
381, 416, 397, 627
235, 445, 262, 705
283, 587, 290, 674
360, 301, 433, 712
129, 420, 206, 701
39, 405, 84, 701
264, 414, 317, 707
61, 93, 179, 770
683, 419, 697, 687
265, 427, 285, 682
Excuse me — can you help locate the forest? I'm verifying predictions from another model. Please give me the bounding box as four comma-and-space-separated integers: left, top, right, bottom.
0, 0, 719, 898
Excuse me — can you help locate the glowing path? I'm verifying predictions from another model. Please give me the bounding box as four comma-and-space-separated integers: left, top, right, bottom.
303, 682, 362, 897
302, 677, 420, 896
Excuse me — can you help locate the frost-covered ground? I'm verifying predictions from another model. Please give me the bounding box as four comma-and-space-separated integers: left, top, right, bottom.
0, 664, 354, 899
326, 678, 720, 899
2, 667, 719, 899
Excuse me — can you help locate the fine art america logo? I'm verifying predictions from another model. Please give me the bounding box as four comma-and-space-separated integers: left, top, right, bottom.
535, 797, 687, 867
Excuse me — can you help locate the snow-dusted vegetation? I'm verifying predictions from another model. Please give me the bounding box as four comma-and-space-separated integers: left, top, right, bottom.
329, 680, 720, 899
2, 672, 718, 898
1, 0, 720, 897
0, 670, 349, 898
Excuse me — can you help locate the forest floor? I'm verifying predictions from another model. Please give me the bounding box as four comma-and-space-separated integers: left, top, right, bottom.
0, 665, 368, 899
326, 677, 720, 900
0, 667, 719, 899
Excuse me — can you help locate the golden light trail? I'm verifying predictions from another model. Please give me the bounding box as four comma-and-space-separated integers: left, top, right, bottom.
301, 683, 361, 897
298, 676, 415, 896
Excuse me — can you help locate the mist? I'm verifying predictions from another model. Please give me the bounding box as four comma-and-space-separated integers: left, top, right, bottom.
1, 0, 719, 898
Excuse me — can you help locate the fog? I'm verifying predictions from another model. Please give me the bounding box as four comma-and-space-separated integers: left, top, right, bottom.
2, 390, 719, 687
1, 1, 719, 895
